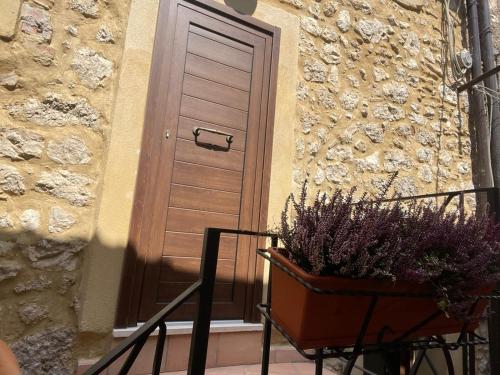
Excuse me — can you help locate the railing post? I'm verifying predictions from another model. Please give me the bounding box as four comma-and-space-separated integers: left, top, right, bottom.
487, 187, 500, 375
152, 322, 167, 375
187, 228, 221, 375
315, 349, 323, 375
261, 236, 278, 375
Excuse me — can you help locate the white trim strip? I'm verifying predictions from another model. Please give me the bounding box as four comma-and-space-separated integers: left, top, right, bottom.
113, 320, 263, 338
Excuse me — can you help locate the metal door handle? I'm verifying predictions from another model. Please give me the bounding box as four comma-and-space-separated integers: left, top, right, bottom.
193, 127, 233, 145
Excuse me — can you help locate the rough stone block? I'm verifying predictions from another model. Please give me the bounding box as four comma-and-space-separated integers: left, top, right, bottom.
96, 25, 114, 43
393, 0, 425, 11
35, 170, 94, 206
0, 71, 19, 90
0, 165, 25, 195
18, 303, 49, 325
48, 207, 76, 233
280, 0, 304, 9
355, 152, 380, 172
23, 239, 86, 271
394, 176, 418, 196
20, 209, 41, 231
0, 260, 22, 282
8, 93, 100, 128
31, 43, 56, 66
0, 0, 22, 40
69, 0, 99, 18
12, 326, 75, 374
47, 136, 91, 165
336, 10, 351, 32
19, 3, 53, 43
303, 59, 327, 82
71, 47, 113, 89
33, 0, 55, 10
0, 128, 45, 161
0, 241, 15, 256
384, 149, 413, 172
340, 91, 359, 110
0, 214, 13, 228
326, 164, 350, 183
14, 275, 52, 294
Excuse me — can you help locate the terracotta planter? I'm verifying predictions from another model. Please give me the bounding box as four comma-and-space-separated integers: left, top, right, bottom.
269, 248, 490, 350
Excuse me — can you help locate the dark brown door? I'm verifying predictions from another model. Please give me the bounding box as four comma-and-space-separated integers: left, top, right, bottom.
117, 0, 279, 324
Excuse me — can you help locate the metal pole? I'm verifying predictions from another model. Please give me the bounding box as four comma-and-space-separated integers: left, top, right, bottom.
486, 188, 500, 374
187, 228, 221, 375
463, 343, 469, 375
261, 237, 278, 375
478, 0, 500, 368
152, 322, 167, 375
261, 268, 272, 375
465, 333, 476, 375
118, 336, 148, 375
457, 65, 500, 92
478, 0, 500, 190
315, 349, 323, 375
360, 298, 387, 375
466, 0, 494, 191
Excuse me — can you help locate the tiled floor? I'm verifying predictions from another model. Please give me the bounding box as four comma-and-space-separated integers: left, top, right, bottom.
163, 362, 337, 374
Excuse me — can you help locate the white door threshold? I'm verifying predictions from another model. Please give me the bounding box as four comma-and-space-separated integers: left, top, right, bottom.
113, 320, 263, 338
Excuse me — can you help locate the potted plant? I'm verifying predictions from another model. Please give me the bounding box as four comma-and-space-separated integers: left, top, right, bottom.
268, 181, 500, 349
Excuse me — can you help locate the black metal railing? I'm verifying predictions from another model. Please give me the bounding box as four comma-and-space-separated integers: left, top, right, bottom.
86, 187, 499, 375
85, 228, 277, 375
257, 248, 497, 375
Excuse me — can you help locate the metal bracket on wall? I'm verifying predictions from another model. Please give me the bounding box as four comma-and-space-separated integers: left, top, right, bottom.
457, 65, 500, 92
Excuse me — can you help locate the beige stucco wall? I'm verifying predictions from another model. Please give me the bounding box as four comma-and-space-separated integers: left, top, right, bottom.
78, 0, 161, 336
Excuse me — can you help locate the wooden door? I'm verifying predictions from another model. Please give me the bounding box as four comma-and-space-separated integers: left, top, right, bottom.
116, 0, 280, 325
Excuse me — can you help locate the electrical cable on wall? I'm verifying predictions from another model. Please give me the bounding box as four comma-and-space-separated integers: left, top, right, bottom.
440, 0, 477, 163
473, 84, 499, 135
442, 0, 473, 85
475, 85, 500, 101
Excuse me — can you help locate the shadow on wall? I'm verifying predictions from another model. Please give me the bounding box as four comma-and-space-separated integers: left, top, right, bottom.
0, 225, 267, 373
0, 228, 129, 374
224, 0, 258, 15
116, 230, 266, 324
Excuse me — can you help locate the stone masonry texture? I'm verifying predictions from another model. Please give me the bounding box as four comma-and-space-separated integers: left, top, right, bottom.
0, 0, 131, 373
0, 0, 494, 373
288, 0, 474, 202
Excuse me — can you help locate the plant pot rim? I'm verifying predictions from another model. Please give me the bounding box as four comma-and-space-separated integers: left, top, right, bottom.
267, 247, 426, 292
267, 247, 494, 296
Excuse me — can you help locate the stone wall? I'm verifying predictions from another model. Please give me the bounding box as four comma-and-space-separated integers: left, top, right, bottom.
0, 0, 492, 373
0, 0, 130, 373
267, 0, 474, 201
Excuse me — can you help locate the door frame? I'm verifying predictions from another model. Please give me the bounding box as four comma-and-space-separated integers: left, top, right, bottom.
115, 0, 280, 328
